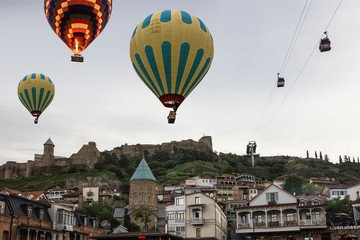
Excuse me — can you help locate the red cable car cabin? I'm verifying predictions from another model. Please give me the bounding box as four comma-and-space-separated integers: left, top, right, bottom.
319, 32, 331, 52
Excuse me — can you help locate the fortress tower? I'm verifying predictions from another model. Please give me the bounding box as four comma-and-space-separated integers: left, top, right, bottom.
42, 138, 55, 163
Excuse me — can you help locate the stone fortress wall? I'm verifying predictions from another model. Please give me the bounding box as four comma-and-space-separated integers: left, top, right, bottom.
0, 136, 213, 179
111, 135, 212, 159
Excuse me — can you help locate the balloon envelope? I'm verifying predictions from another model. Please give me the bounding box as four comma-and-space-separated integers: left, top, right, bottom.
130, 10, 214, 109
17, 73, 55, 120
44, 0, 112, 55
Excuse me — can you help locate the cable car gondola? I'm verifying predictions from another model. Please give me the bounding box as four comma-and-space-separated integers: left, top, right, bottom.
277, 73, 285, 87
319, 31, 331, 52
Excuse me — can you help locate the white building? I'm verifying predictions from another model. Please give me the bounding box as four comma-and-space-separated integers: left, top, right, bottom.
236, 184, 327, 240
347, 183, 360, 201
83, 187, 99, 203
322, 185, 349, 200
165, 195, 186, 237
165, 192, 227, 240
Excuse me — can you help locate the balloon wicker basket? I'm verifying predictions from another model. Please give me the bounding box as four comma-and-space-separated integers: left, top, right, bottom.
168, 111, 176, 124
71, 54, 84, 62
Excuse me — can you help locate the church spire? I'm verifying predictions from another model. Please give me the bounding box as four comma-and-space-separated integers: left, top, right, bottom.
130, 158, 156, 182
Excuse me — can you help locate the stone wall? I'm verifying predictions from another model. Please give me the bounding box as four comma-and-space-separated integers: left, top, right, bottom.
0, 141, 102, 180
0, 136, 213, 180
112, 136, 213, 160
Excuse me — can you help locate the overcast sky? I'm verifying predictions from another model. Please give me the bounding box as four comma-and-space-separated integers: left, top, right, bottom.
0, 0, 359, 165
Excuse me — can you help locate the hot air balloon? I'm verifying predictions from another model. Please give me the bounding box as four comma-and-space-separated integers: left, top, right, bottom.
17, 73, 55, 124
130, 10, 214, 124
44, 0, 112, 62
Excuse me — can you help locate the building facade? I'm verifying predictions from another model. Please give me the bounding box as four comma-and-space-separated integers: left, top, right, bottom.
236, 184, 328, 240
185, 192, 227, 240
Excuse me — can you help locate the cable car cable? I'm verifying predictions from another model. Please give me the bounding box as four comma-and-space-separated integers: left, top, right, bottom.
279, 0, 311, 75
252, 1, 312, 139
324, 0, 343, 31
281, 0, 313, 76
256, 0, 343, 140
257, 42, 318, 140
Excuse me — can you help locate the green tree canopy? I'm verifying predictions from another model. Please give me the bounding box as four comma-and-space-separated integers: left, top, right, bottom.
282, 175, 307, 195
325, 195, 353, 220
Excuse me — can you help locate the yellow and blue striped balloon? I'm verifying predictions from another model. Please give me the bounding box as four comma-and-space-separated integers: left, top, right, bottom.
130, 10, 214, 109
17, 73, 55, 123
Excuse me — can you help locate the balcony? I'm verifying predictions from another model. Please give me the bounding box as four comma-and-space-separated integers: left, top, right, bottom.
237, 223, 251, 229
190, 218, 204, 225
175, 219, 185, 223
299, 219, 326, 226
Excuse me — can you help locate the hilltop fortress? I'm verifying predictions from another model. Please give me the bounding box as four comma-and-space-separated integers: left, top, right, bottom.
0, 136, 213, 179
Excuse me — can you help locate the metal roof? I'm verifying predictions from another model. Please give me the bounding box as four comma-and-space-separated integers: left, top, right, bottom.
113, 207, 125, 218
44, 138, 54, 146
130, 158, 156, 182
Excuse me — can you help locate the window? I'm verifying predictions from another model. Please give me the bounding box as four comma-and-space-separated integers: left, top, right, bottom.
193, 210, 201, 219
286, 213, 294, 221
0, 201, 5, 214
167, 212, 174, 220
195, 196, 201, 204
176, 198, 184, 205
176, 211, 184, 219
299, 199, 307, 206
148, 196, 151, 204
313, 211, 320, 220
134, 195, 137, 204
39, 209, 44, 221
254, 215, 262, 223
357, 191, 359, 199
196, 228, 201, 237
141, 195, 144, 204
266, 193, 278, 202
57, 210, 64, 224
311, 199, 320, 205
271, 214, 277, 222
306, 212, 311, 220
27, 206, 32, 218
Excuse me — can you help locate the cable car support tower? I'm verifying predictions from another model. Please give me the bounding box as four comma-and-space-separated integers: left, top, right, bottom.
246, 141, 257, 167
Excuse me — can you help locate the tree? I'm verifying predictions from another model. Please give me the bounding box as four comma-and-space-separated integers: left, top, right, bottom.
133, 206, 152, 231
119, 154, 130, 169
80, 202, 115, 229
324, 154, 329, 162
325, 195, 353, 223
339, 155, 342, 164
315, 151, 318, 159
124, 208, 140, 232
282, 175, 307, 195
306, 150, 309, 159
302, 183, 323, 196
319, 152, 323, 160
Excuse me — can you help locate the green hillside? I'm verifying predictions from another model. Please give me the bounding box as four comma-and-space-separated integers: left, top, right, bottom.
1, 149, 360, 192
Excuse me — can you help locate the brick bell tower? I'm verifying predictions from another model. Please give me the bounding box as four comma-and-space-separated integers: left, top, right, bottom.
129, 157, 157, 208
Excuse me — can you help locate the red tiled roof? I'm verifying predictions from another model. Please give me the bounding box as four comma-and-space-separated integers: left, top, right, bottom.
0, 187, 22, 195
